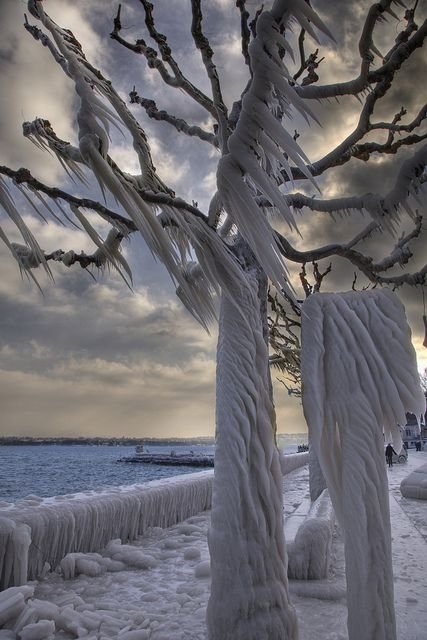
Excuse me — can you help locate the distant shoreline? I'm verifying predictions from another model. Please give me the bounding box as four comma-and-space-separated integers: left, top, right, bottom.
0, 436, 214, 447
0, 434, 306, 447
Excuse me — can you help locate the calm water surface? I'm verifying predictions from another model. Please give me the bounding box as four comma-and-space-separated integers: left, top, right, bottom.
0, 435, 305, 502
0, 444, 208, 502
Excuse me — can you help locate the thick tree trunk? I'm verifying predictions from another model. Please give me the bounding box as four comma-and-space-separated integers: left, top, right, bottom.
206, 264, 298, 640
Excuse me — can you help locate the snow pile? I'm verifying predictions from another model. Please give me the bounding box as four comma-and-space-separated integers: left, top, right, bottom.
286, 489, 335, 580
0, 472, 213, 588
301, 289, 425, 640
0, 513, 212, 640
400, 463, 427, 500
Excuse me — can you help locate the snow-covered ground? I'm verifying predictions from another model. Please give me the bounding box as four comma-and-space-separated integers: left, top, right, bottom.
1, 452, 426, 639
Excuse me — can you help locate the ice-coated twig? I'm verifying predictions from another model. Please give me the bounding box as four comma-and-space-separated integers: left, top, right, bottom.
190, 0, 229, 151
129, 91, 218, 147
111, 2, 217, 120
275, 217, 426, 287
297, 7, 427, 100
236, 0, 251, 68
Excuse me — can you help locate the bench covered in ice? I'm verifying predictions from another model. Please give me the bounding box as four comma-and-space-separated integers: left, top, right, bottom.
285, 489, 335, 580
400, 463, 427, 500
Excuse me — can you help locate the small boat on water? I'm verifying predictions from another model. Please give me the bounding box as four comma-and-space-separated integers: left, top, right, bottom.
118, 445, 215, 467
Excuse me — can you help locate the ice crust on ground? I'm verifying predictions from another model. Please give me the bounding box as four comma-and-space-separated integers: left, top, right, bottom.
0, 458, 426, 639
301, 289, 425, 640
400, 463, 427, 500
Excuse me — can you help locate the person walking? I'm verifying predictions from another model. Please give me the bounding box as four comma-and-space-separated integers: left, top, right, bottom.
385, 443, 397, 468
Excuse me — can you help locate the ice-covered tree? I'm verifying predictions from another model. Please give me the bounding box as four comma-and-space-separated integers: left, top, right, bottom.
0, 1, 426, 639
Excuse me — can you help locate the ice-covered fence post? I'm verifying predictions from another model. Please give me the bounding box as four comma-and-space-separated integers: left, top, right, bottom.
206, 266, 298, 640
301, 289, 425, 640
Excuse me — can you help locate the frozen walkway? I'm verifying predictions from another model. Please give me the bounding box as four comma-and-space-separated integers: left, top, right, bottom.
1, 453, 426, 639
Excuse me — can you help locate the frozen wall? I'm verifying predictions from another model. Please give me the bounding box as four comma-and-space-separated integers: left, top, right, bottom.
280, 451, 309, 474
1, 453, 304, 590
0, 471, 213, 588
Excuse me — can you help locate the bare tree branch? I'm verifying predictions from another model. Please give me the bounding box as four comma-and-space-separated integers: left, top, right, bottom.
190, 0, 229, 150
0, 166, 210, 230
129, 90, 218, 147
297, 8, 427, 100
236, 0, 251, 68
111, 2, 218, 120
274, 216, 426, 287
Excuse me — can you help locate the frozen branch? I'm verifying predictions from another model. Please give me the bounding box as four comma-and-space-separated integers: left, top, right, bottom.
23, 14, 68, 75
129, 90, 218, 147
0, 165, 137, 234
111, 3, 217, 120
13, 227, 132, 291
25, 12, 170, 194
190, 0, 229, 150
275, 216, 426, 286
371, 104, 427, 134
291, 46, 427, 180
258, 143, 427, 228
0, 165, 210, 229
236, 0, 251, 67
297, 7, 427, 100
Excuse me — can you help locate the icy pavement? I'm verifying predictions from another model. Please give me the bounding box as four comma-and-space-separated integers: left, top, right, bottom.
1, 453, 426, 639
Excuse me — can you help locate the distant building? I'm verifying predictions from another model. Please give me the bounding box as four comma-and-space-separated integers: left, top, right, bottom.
400, 412, 425, 449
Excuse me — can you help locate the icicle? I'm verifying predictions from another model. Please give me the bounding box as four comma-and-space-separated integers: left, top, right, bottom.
0, 177, 52, 282
422, 288, 427, 348
70, 206, 132, 287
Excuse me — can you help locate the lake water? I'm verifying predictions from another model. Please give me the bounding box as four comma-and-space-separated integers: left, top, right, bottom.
0, 435, 306, 502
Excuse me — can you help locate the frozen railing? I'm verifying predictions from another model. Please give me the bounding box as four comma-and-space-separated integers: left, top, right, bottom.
280, 451, 309, 474
0, 452, 309, 589
0, 471, 213, 588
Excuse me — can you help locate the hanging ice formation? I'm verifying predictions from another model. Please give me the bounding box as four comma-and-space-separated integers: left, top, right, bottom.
0, 0, 252, 332
301, 289, 425, 640
217, 0, 333, 299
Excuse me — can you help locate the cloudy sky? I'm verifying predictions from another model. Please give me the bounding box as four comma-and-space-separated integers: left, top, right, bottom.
0, 0, 426, 439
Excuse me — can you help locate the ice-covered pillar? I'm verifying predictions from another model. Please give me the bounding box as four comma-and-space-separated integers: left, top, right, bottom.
308, 445, 326, 502
206, 266, 298, 640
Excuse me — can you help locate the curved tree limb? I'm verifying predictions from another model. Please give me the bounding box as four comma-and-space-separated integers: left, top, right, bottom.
111, 2, 218, 120
296, 9, 427, 100
129, 90, 218, 147
190, 0, 230, 151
